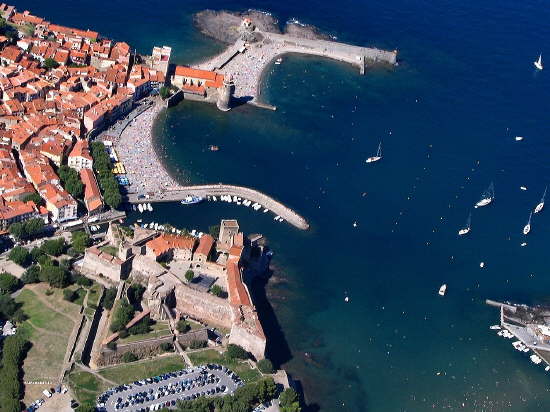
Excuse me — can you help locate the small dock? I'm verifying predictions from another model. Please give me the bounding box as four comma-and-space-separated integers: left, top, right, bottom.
127, 184, 309, 230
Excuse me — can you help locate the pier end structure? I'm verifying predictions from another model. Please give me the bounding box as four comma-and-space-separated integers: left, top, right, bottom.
128, 184, 309, 230
260, 31, 398, 73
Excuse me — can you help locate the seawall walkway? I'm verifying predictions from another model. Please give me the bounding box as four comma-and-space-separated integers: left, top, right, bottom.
127, 184, 309, 230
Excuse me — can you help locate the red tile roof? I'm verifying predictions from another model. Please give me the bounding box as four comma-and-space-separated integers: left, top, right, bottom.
146, 233, 196, 257
195, 234, 214, 257
227, 259, 251, 306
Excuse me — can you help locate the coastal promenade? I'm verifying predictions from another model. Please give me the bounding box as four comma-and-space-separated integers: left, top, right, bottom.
126, 185, 309, 230
197, 31, 397, 102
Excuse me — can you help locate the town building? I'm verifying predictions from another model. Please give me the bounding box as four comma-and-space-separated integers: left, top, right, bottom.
80, 168, 103, 214
145, 233, 196, 262
0, 196, 38, 230
68, 139, 93, 170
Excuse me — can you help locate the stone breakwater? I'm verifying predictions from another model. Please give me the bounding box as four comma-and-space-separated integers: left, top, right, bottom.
127, 185, 310, 230
196, 30, 397, 102
115, 103, 309, 230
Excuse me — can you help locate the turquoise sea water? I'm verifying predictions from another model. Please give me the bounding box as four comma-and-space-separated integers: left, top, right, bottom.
21, 0, 550, 410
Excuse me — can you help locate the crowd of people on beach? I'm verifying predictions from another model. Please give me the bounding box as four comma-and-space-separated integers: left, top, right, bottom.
199, 40, 286, 100
112, 103, 183, 195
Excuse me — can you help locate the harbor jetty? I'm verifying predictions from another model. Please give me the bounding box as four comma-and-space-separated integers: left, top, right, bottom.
186, 10, 398, 106
487, 299, 550, 367
127, 184, 310, 230
196, 27, 397, 103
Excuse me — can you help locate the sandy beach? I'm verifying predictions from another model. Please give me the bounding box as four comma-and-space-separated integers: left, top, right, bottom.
112, 101, 184, 195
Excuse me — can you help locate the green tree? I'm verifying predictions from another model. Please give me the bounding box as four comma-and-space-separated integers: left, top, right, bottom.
75, 274, 93, 287
185, 270, 194, 283
110, 298, 135, 332
0, 334, 27, 411
159, 86, 170, 99
40, 265, 70, 288
22, 192, 44, 207
210, 284, 225, 297
90, 141, 121, 209
43, 57, 59, 70
41, 238, 66, 256
128, 317, 151, 335
208, 225, 220, 239
103, 287, 117, 309
63, 288, 77, 302
226, 344, 249, 360
0, 293, 22, 321
58, 165, 83, 198
122, 352, 138, 363
24, 218, 45, 238
30, 246, 45, 262
257, 358, 274, 374
8, 246, 30, 267
279, 388, 301, 412
71, 231, 90, 254
127, 283, 145, 309
8, 222, 24, 240
21, 265, 40, 284
176, 319, 189, 333
0, 272, 19, 293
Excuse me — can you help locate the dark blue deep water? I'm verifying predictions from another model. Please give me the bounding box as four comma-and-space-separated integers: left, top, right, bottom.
21, 0, 550, 410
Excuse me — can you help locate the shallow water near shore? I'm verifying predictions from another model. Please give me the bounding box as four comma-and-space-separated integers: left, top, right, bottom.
21, 0, 550, 410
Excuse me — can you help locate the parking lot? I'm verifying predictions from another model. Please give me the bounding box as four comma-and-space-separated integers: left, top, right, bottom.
97, 364, 242, 411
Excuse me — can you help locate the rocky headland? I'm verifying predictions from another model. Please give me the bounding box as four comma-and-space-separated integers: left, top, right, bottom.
193, 9, 332, 43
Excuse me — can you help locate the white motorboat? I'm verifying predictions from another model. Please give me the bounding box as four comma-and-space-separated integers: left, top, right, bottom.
137, 203, 144, 213
132, 205, 137, 211
489, 325, 501, 330
534, 186, 546, 214
530, 354, 542, 365
534, 54, 543, 70
515, 136, 524, 141
147, 203, 153, 212
523, 212, 532, 235
366, 142, 382, 163
154, 223, 159, 230
458, 212, 471, 236
438, 284, 447, 296
475, 182, 494, 208
263, 208, 269, 213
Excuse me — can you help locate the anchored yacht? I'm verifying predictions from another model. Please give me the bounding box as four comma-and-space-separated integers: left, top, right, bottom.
534, 186, 546, 214
475, 182, 494, 208
523, 212, 532, 235
534, 54, 543, 70
458, 212, 471, 236
366, 142, 382, 163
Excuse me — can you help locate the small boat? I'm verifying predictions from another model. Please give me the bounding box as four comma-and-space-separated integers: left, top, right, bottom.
489, 325, 501, 330
137, 219, 142, 223
147, 203, 153, 212
209, 145, 219, 151
438, 284, 447, 296
474, 182, 494, 208
534, 186, 546, 214
480, 262, 485, 268
154, 223, 159, 230
534, 54, 543, 70
521, 242, 527, 247
132, 205, 137, 211
523, 212, 532, 235
365, 142, 382, 163
180, 195, 204, 205
458, 212, 471, 236
263, 208, 269, 213
520, 186, 527, 191
137, 203, 144, 213
344, 296, 349, 302
530, 354, 542, 365
515, 136, 524, 141
275, 57, 283, 64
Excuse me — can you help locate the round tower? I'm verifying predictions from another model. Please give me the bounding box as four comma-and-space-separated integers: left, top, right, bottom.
217, 74, 234, 112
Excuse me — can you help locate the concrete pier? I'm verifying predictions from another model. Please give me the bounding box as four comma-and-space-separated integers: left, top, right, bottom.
127, 184, 309, 230
196, 31, 397, 104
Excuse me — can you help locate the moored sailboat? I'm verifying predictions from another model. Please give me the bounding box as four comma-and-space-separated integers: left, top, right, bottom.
474, 182, 494, 208
523, 212, 532, 235
458, 212, 471, 236
534, 54, 543, 70
366, 142, 382, 163
534, 186, 546, 214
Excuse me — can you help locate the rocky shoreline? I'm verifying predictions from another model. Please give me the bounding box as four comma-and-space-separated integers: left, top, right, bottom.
193, 9, 332, 44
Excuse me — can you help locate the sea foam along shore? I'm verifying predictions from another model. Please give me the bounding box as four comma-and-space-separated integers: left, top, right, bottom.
112, 100, 186, 196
